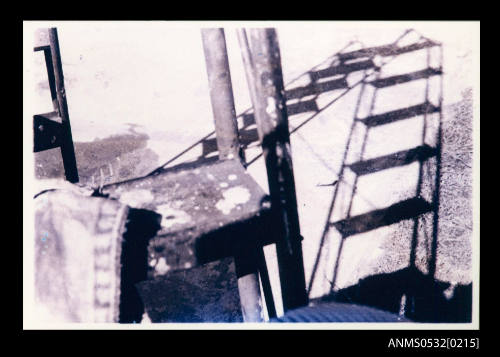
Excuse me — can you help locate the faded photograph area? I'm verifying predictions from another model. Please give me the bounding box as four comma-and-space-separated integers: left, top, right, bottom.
23, 21, 478, 327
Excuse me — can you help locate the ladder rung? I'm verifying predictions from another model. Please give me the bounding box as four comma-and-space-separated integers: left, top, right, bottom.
285, 77, 348, 101
309, 59, 375, 81
368, 67, 442, 88
287, 98, 319, 116
359, 102, 440, 127
348, 145, 437, 177
338, 40, 438, 62
331, 197, 433, 237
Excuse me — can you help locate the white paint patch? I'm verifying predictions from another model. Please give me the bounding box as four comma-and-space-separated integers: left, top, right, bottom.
215, 186, 251, 215
266, 97, 277, 118
207, 173, 215, 180
219, 182, 229, 188
156, 204, 192, 229
119, 189, 154, 207
155, 257, 170, 275
228, 174, 237, 181
149, 258, 157, 267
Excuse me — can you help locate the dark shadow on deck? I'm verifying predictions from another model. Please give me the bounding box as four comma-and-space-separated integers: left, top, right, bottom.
314, 267, 472, 323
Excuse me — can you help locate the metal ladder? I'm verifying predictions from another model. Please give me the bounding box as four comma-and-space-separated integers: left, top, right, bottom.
33, 28, 79, 183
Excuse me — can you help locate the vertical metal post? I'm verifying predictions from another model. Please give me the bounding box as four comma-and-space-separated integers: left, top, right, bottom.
247, 28, 308, 312
236, 29, 259, 123
202, 28, 261, 322
48, 28, 79, 183
235, 252, 263, 322
255, 247, 277, 319
201, 28, 244, 163
233, 236, 264, 322
237, 28, 278, 319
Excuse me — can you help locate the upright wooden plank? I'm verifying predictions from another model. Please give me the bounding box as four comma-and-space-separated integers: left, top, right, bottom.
247, 28, 308, 312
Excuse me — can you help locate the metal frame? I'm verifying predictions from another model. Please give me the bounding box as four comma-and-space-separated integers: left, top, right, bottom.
34, 28, 79, 183
202, 28, 308, 320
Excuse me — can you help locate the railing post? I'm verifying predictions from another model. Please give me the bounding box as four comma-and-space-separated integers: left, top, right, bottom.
202, 28, 261, 322
48, 28, 79, 183
246, 28, 308, 312
201, 28, 244, 163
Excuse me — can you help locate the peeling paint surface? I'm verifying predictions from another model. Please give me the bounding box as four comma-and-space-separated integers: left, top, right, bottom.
156, 203, 192, 229
155, 257, 170, 275
103, 159, 271, 275
266, 97, 277, 118
216, 186, 251, 215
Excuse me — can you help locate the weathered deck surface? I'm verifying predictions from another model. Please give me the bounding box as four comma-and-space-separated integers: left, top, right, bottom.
103, 159, 272, 278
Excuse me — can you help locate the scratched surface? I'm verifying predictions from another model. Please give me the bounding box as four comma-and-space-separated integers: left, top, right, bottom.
102, 159, 272, 277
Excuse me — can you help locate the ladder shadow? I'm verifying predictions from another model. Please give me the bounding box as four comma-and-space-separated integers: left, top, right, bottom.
304, 29, 467, 322
146, 37, 382, 173
147, 29, 439, 173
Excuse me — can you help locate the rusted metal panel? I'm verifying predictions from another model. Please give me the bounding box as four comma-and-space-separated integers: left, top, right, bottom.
102, 159, 273, 279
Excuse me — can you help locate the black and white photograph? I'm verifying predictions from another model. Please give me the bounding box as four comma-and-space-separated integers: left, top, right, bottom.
22, 21, 479, 329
